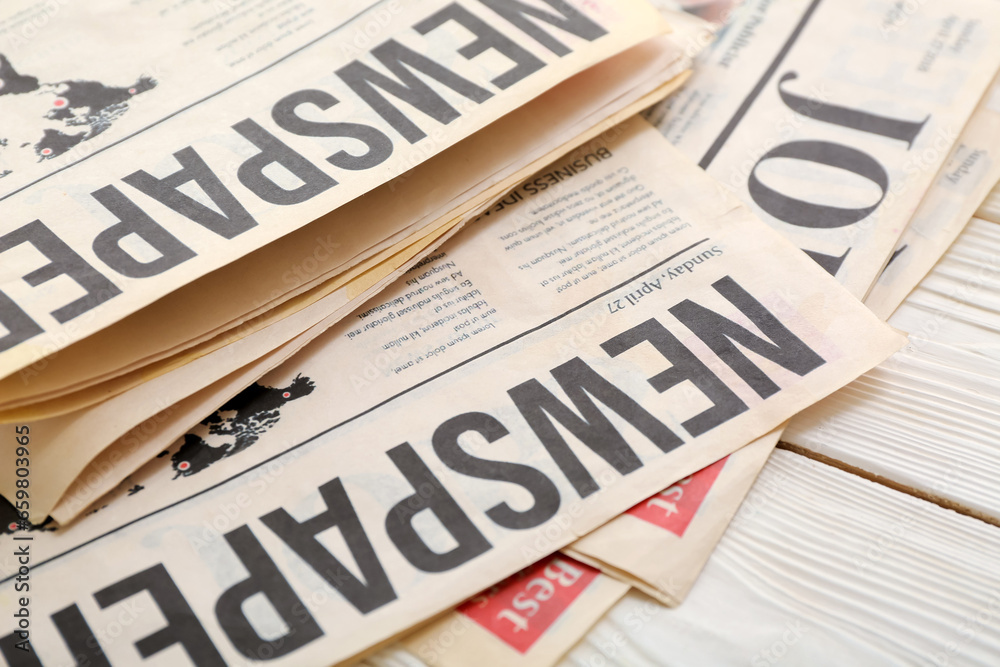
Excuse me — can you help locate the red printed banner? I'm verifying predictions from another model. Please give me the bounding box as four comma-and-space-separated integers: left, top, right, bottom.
625, 455, 728, 536
458, 554, 599, 653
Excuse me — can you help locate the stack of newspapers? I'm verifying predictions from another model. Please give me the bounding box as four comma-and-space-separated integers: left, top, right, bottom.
2, 0, 999, 664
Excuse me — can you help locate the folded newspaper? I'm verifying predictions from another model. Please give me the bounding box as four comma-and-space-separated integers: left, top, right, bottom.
0, 0, 712, 520
0, 0, 677, 402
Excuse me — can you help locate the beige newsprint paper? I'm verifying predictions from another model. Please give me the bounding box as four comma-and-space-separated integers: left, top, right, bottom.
400, 552, 627, 667
0, 0, 667, 381
0, 118, 902, 665
645, 0, 1000, 298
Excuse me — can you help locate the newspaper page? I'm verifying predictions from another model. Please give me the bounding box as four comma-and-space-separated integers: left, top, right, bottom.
866, 72, 1000, 319
399, 553, 627, 667
0, 0, 668, 381
0, 27, 695, 418
644, 0, 1000, 299
0, 29, 693, 415
0, 117, 903, 665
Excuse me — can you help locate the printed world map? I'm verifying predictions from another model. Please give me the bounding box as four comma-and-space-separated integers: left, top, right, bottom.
0, 53, 156, 179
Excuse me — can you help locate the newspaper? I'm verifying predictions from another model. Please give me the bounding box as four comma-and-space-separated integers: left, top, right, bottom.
559, 0, 1000, 607
0, 117, 903, 665
2, 35, 697, 523
399, 553, 628, 667
0, 0, 667, 382
645, 0, 1000, 298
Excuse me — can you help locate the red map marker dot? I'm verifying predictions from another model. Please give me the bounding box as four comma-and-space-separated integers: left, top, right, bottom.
129, 87, 137, 94
41, 148, 53, 156
282, 392, 291, 398
8, 522, 18, 532
53, 97, 67, 108
179, 461, 191, 471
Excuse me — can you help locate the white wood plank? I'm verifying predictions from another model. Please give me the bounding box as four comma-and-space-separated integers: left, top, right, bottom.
785, 216, 1000, 522
558, 450, 1000, 667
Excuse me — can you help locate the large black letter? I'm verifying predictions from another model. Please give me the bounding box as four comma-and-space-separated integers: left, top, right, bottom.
0, 630, 41, 666
215, 525, 323, 659
415, 5, 545, 89
272, 90, 394, 171
478, 0, 607, 57
669, 276, 825, 399
433, 412, 560, 530
748, 140, 889, 230
50, 604, 111, 666
0, 290, 42, 355
385, 443, 491, 572
233, 119, 337, 205
509, 357, 680, 498
336, 40, 493, 144
602, 319, 748, 437
803, 247, 851, 276
261, 478, 396, 615
122, 146, 257, 239
94, 564, 225, 667
91, 185, 196, 277
778, 71, 928, 148
1, 606, 111, 665
1, 220, 120, 324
